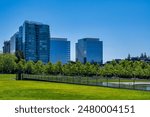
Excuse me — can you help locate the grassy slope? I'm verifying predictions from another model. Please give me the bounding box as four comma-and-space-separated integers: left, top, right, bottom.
0, 74, 150, 100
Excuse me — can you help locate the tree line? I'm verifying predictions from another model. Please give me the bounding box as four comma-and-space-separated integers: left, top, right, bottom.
1, 53, 150, 79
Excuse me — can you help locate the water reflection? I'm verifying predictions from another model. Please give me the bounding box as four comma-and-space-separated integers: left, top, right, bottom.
97, 82, 150, 91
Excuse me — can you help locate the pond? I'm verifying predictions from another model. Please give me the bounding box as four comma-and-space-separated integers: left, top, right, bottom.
100, 82, 150, 91
134, 84, 150, 91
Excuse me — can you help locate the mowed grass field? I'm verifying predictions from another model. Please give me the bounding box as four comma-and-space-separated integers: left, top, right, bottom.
0, 74, 150, 100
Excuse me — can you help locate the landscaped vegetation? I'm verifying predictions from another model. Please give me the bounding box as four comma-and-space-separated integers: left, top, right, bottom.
0, 74, 150, 100
1, 53, 150, 79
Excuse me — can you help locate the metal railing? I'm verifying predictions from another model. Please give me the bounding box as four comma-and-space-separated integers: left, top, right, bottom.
19, 74, 150, 91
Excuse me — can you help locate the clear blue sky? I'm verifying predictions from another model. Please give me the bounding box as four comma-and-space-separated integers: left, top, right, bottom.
0, 0, 150, 62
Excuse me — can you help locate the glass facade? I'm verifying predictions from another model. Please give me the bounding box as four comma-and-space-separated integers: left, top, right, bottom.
10, 32, 20, 54
76, 38, 103, 64
38, 25, 50, 63
23, 21, 50, 63
3, 41, 10, 53
4, 31, 22, 54
50, 38, 70, 64
18, 26, 23, 51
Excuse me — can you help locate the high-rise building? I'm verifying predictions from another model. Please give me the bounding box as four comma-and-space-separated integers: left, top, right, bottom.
50, 38, 70, 64
23, 21, 50, 63
3, 41, 10, 53
18, 26, 23, 51
76, 38, 103, 64
3, 28, 23, 55
10, 32, 20, 54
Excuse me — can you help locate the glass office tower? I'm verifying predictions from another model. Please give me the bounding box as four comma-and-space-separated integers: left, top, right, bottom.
76, 38, 103, 64
3, 29, 22, 54
10, 32, 20, 54
50, 38, 70, 64
23, 21, 50, 63
18, 26, 23, 51
3, 41, 10, 53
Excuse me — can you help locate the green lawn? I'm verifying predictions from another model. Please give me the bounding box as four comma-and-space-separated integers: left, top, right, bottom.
0, 74, 16, 80
0, 74, 150, 100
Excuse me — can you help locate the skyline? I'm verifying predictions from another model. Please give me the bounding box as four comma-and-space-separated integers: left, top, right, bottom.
0, 0, 150, 62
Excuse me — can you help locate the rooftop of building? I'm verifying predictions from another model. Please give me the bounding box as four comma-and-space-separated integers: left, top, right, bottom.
51, 37, 68, 41
24, 20, 45, 25
78, 38, 100, 41
4, 40, 10, 43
